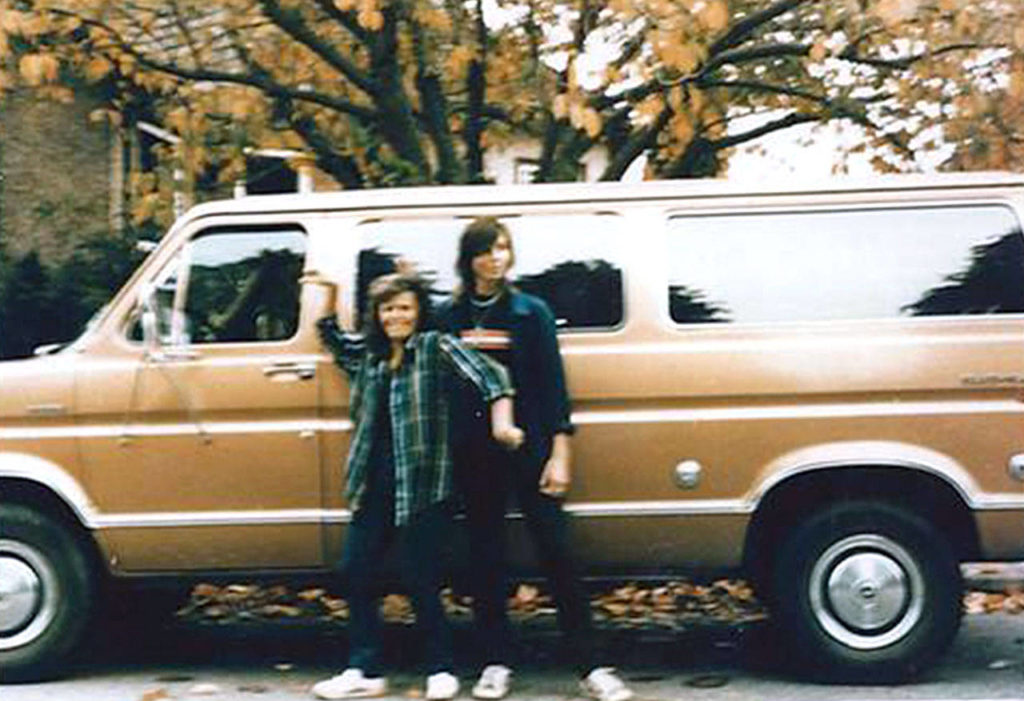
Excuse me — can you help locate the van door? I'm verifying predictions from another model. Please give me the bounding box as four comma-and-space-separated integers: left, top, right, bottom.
78, 224, 324, 571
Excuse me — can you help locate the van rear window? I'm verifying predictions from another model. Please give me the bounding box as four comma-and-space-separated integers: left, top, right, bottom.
667, 205, 1024, 325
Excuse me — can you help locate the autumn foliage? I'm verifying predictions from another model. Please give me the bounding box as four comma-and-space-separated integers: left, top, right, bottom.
1, 0, 1023, 196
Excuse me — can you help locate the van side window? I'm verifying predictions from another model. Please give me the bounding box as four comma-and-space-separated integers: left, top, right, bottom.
667, 205, 1024, 324
183, 227, 307, 343
354, 215, 624, 330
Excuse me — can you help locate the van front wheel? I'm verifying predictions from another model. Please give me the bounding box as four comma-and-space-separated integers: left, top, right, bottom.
0, 504, 95, 682
772, 501, 961, 682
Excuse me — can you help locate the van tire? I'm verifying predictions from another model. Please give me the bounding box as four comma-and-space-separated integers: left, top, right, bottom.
772, 500, 961, 682
0, 504, 95, 682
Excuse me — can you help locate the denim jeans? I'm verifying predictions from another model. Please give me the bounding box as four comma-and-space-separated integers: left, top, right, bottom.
341, 487, 454, 677
455, 438, 595, 675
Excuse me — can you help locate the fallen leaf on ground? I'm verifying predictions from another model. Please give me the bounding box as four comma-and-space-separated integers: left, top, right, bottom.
298, 588, 325, 601
140, 690, 170, 701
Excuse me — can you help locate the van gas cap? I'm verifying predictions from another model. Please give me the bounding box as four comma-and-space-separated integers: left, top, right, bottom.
1009, 454, 1024, 481
674, 460, 702, 490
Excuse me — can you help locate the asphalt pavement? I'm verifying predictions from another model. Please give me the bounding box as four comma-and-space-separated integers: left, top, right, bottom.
3, 563, 1024, 701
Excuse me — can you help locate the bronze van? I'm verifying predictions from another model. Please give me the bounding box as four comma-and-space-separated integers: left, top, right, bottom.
3, 172, 1024, 682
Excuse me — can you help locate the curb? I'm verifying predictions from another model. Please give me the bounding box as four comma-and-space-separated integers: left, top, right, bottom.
963, 563, 1024, 593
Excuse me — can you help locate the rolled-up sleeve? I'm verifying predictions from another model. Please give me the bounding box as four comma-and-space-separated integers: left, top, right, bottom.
439, 333, 514, 402
317, 316, 366, 378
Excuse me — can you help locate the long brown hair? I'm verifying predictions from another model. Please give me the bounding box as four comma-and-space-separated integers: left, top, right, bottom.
455, 217, 515, 297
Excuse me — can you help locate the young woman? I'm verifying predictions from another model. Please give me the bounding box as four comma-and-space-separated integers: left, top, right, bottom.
437, 218, 633, 701
310, 272, 523, 701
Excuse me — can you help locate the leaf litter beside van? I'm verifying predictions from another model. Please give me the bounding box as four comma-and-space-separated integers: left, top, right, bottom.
173, 579, 763, 629
173, 578, 1024, 628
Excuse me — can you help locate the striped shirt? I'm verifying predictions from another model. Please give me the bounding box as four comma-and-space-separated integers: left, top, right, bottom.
318, 317, 513, 525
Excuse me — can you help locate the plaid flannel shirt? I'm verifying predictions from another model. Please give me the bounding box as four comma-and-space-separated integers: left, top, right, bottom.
318, 317, 513, 525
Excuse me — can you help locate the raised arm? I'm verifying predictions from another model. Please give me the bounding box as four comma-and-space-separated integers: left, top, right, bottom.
316, 315, 366, 378
302, 273, 366, 378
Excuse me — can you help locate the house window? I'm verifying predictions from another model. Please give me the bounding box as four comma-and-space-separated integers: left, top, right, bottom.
513, 158, 588, 184
514, 158, 540, 184
245, 156, 298, 195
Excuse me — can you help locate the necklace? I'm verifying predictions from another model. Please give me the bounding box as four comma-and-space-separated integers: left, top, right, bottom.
470, 291, 502, 329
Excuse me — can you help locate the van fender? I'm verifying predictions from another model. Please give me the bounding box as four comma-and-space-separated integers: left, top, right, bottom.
748, 440, 981, 509
0, 452, 99, 529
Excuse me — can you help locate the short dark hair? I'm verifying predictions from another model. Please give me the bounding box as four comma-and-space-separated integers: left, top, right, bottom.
456, 217, 515, 296
363, 273, 432, 355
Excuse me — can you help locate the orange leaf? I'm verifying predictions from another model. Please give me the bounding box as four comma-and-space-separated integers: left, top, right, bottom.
670, 113, 694, 144
84, 56, 113, 82
700, 0, 730, 32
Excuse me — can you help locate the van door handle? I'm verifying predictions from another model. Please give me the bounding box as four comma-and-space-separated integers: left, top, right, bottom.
263, 362, 316, 381
148, 347, 199, 362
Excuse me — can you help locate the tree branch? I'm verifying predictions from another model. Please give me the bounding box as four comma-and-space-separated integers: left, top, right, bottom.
363, 5, 430, 181
411, 22, 463, 184
600, 108, 670, 181
708, 0, 812, 56
709, 110, 818, 150
170, 0, 205, 68
837, 42, 988, 70
311, 0, 371, 44
257, 0, 376, 96
57, 10, 378, 123
462, 0, 488, 181
701, 42, 809, 74
287, 110, 365, 189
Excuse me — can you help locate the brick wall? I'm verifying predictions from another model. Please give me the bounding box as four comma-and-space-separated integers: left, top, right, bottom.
0, 91, 115, 265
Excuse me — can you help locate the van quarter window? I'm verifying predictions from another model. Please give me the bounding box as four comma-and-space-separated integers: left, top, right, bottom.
667, 205, 1024, 325
354, 215, 624, 330
183, 227, 307, 343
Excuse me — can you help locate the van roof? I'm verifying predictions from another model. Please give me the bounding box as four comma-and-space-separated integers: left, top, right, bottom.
184, 171, 1024, 220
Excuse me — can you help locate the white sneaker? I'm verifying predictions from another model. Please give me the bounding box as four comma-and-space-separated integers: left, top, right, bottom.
311, 669, 388, 699
580, 667, 632, 701
425, 671, 460, 700
472, 664, 512, 699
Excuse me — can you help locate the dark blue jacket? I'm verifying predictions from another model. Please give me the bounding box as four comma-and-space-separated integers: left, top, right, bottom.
437, 290, 574, 470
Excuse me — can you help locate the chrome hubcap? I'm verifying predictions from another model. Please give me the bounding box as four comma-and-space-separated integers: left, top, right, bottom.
0, 557, 40, 634
809, 534, 925, 650
0, 540, 59, 650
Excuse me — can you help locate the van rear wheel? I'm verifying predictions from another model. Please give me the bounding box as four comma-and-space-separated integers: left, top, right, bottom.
772, 500, 961, 682
0, 504, 95, 682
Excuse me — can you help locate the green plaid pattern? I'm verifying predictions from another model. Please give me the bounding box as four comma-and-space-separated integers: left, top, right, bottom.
318, 318, 512, 525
